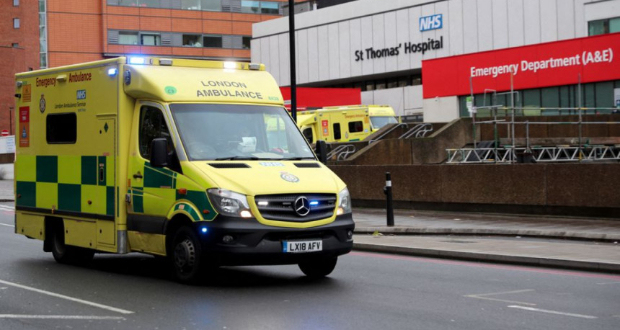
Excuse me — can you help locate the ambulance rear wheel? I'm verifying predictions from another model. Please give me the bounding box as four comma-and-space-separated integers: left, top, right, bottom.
51, 226, 94, 264
171, 227, 205, 284
298, 257, 338, 279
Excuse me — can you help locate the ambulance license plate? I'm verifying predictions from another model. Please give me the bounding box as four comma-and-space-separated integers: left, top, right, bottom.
283, 240, 322, 253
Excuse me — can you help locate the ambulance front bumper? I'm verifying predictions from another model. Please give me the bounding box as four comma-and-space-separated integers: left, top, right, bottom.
194, 214, 354, 266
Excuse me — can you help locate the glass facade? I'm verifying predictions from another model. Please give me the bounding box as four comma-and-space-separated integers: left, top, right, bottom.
588, 17, 620, 35
107, 0, 280, 14
458, 80, 620, 117
39, 0, 47, 68
110, 30, 250, 49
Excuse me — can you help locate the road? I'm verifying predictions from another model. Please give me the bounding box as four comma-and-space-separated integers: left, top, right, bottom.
0, 202, 618, 330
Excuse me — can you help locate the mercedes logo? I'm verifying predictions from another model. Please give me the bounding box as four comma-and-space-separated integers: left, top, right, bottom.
294, 196, 310, 217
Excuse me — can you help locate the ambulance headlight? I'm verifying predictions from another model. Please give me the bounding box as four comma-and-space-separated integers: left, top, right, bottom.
223, 61, 236, 69
207, 188, 253, 218
337, 187, 352, 215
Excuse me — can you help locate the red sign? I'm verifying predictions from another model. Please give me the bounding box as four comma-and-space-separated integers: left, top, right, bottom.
422, 33, 620, 99
19, 107, 29, 147
1, 130, 8, 136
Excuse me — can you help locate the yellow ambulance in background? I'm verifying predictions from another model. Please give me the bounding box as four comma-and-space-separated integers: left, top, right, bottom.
297, 105, 398, 144
13, 57, 354, 283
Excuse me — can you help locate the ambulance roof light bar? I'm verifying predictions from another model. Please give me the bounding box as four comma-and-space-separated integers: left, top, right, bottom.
128, 57, 146, 65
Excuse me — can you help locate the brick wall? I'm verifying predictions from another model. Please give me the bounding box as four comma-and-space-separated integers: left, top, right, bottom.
0, 0, 39, 133
45, 0, 287, 66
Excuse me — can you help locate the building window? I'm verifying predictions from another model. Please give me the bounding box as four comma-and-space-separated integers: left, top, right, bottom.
119, 31, 139, 45
261, 1, 279, 14
203, 35, 222, 48
39, 0, 47, 68
47, 113, 77, 144
183, 34, 202, 47
588, 17, 620, 36
141, 33, 161, 46
14, 0, 19, 6
118, 0, 139, 6
13, 18, 20, 29
140, 0, 161, 7
201, 0, 221, 11
181, 0, 200, 10
241, 0, 260, 14
242, 36, 251, 49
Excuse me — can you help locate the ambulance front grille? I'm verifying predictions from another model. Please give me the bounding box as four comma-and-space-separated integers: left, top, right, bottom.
255, 194, 337, 222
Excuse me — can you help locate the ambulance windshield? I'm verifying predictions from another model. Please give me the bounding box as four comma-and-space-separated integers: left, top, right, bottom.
369, 116, 398, 130
170, 104, 315, 161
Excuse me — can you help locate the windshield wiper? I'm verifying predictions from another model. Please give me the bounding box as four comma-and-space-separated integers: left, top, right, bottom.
281, 157, 316, 160
214, 156, 260, 161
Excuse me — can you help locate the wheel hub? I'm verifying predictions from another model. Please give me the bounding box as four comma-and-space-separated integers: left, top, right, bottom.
174, 238, 196, 272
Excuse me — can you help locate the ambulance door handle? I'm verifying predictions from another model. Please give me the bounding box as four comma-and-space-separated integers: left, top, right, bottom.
133, 172, 143, 179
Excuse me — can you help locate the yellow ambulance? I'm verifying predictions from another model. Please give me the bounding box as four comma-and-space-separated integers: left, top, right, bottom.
13, 57, 354, 283
297, 105, 398, 144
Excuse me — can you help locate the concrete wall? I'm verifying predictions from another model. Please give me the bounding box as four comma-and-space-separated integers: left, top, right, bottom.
422, 96, 459, 123
338, 118, 473, 165
361, 85, 424, 116
330, 163, 620, 217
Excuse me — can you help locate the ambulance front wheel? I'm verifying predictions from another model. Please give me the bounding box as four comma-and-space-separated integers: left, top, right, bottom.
171, 226, 208, 284
298, 257, 338, 279
50, 225, 94, 264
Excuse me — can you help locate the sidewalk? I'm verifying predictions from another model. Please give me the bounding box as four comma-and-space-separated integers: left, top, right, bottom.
0, 180, 13, 202
352, 208, 620, 273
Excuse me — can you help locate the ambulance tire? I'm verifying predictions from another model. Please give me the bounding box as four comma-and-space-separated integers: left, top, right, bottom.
171, 227, 206, 284
50, 225, 94, 265
298, 257, 338, 279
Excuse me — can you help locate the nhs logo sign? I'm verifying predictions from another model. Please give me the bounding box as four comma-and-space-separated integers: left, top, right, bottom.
420, 14, 443, 32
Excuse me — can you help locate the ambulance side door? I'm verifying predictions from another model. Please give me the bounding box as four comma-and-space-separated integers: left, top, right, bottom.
128, 103, 181, 236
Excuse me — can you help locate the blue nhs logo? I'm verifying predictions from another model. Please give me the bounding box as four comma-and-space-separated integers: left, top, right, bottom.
419, 14, 443, 32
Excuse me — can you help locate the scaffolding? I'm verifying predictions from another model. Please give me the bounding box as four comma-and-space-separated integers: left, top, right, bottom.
448, 74, 620, 164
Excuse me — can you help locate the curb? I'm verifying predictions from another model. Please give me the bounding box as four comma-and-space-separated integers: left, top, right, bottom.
353, 242, 620, 273
355, 227, 620, 242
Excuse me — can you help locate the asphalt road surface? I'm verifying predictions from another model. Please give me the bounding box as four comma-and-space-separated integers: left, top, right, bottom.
0, 203, 618, 330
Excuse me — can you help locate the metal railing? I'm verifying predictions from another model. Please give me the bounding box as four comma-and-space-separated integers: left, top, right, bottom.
399, 123, 433, 139
327, 144, 357, 161
369, 123, 409, 144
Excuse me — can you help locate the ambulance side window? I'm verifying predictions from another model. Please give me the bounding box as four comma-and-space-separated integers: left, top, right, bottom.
302, 127, 314, 144
46, 113, 77, 144
348, 121, 363, 133
333, 123, 341, 140
139, 106, 173, 160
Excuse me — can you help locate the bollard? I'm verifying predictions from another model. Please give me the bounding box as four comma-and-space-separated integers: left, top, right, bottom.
384, 172, 394, 227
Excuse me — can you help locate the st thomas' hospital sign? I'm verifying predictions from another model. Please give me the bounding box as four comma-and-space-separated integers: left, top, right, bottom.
354, 36, 444, 61
353, 14, 444, 61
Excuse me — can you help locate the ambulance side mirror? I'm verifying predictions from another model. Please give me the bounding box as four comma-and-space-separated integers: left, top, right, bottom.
150, 138, 169, 168
316, 140, 327, 164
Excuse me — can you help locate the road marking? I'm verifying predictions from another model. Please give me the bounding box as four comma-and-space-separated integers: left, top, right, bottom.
0, 279, 134, 315
465, 289, 536, 306
508, 305, 597, 319
0, 223, 14, 227
596, 282, 620, 285
0, 315, 126, 320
